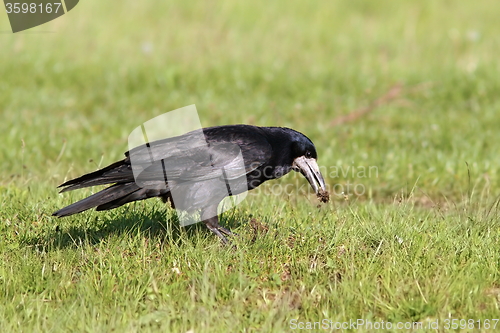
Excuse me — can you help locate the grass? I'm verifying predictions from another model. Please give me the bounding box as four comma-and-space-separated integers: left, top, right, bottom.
1, 0, 500, 331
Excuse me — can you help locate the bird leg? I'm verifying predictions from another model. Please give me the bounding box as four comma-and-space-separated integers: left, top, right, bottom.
201, 215, 237, 244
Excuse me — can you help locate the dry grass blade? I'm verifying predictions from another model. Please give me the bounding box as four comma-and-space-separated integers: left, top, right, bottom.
330, 83, 404, 126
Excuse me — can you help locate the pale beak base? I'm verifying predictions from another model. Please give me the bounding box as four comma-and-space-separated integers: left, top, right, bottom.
292, 156, 328, 202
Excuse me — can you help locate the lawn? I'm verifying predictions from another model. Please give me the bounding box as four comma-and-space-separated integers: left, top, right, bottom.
1, 0, 500, 332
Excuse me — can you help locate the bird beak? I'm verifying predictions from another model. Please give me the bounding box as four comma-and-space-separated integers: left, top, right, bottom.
292, 156, 326, 194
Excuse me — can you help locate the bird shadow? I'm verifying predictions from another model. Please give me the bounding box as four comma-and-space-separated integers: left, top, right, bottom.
23, 207, 245, 253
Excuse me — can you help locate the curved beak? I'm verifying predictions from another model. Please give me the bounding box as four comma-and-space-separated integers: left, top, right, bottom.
292, 156, 326, 194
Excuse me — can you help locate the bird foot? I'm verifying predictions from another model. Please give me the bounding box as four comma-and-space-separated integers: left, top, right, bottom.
203, 220, 238, 245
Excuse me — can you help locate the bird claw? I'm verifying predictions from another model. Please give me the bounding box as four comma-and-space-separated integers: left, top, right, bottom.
218, 226, 238, 237
203, 220, 238, 245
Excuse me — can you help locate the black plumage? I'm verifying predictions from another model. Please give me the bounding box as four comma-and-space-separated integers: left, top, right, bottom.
53, 125, 327, 243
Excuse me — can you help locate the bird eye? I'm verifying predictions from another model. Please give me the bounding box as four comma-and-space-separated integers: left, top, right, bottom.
305, 151, 312, 158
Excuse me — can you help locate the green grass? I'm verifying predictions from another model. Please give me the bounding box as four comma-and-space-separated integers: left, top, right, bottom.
1, 0, 500, 331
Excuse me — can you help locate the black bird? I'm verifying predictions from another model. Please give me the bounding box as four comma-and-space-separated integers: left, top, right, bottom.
53, 125, 328, 243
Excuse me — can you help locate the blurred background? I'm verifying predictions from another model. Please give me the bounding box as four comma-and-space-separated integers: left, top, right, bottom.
2, 1, 500, 330
1, 0, 499, 201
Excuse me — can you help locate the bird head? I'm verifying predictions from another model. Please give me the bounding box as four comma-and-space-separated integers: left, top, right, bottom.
266, 127, 327, 195
289, 135, 327, 195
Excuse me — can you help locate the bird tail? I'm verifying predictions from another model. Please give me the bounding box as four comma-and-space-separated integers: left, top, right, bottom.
52, 183, 140, 217
53, 182, 172, 217
56, 160, 132, 193
53, 159, 172, 217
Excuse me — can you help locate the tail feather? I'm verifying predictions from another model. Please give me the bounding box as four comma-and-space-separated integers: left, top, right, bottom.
58, 160, 133, 193
53, 182, 140, 217
54, 158, 174, 217
96, 187, 171, 211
